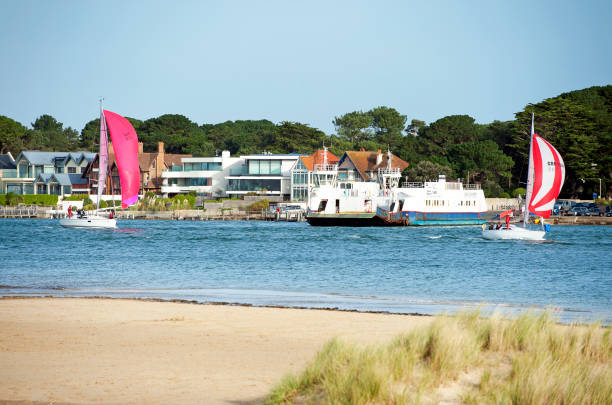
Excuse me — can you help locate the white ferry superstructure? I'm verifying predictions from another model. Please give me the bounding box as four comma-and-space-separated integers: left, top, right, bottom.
306, 150, 487, 226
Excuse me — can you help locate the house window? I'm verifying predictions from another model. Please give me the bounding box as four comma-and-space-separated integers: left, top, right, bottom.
68, 167, 76, 174
56, 167, 64, 173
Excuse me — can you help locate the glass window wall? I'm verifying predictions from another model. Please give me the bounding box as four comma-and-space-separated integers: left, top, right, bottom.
248, 160, 281, 175
227, 179, 280, 192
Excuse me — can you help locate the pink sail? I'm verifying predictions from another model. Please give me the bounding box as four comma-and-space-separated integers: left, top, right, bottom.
96, 110, 109, 209
527, 134, 565, 218
104, 110, 140, 208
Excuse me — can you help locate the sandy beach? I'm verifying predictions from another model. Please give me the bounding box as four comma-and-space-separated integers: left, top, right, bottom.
0, 298, 431, 404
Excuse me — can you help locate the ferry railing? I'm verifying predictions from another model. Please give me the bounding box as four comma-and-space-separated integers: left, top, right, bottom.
400, 182, 424, 188
378, 168, 401, 176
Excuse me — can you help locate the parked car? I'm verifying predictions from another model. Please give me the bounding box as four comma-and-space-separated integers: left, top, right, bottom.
606, 206, 612, 217
586, 206, 604, 216
566, 206, 589, 216
556, 200, 575, 213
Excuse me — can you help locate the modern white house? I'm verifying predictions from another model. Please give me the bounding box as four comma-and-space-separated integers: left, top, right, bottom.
160, 151, 303, 200
225, 153, 302, 199
160, 151, 242, 198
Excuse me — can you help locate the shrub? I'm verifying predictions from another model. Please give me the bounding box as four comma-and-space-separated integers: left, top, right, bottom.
498, 192, 511, 198
4, 192, 24, 206
246, 199, 269, 212
513, 187, 526, 198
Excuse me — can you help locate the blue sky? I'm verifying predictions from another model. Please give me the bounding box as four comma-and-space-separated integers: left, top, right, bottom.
1, 0, 610, 135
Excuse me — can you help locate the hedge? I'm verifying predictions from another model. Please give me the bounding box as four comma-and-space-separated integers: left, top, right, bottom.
0, 194, 59, 206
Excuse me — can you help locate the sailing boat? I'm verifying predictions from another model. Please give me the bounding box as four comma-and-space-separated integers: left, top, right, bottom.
482, 113, 565, 240
59, 105, 140, 229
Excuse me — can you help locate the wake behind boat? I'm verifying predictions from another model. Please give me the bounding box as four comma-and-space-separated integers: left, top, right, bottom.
481, 114, 564, 240
60, 103, 140, 229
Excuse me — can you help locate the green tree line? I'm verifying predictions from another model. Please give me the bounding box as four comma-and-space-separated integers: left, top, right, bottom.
1, 86, 610, 198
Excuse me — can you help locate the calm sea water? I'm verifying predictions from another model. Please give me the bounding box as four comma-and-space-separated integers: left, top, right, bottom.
0, 218, 610, 323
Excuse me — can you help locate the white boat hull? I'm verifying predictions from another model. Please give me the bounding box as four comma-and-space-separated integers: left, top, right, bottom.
59, 216, 117, 229
481, 225, 545, 240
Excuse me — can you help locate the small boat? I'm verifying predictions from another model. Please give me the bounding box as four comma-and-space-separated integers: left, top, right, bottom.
60, 103, 140, 229
482, 114, 564, 240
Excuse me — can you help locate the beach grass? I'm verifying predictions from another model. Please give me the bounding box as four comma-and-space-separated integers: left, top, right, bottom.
265, 310, 611, 404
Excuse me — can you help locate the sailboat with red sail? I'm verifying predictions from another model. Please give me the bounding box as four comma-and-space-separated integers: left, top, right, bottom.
482, 114, 565, 240
60, 104, 140, 229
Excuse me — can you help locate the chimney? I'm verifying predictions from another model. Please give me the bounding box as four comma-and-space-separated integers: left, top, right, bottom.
138, 142, 144, 154
376, 149, 383, 165
158, 141, 164, 154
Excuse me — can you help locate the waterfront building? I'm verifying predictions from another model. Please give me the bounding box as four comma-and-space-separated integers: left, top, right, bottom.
1, 151, 95, 195
290, 149, 339, 202
83, 142, 190, 197
336, 150, 409, 182
161, 150, 240, 198
226, 153, 302, 200
0, 153, 16, 194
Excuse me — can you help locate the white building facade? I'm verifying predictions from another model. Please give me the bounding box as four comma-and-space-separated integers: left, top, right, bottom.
225, 153, 301, 199
160, 151, 241, 198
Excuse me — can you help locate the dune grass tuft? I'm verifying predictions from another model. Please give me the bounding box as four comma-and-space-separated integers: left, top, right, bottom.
265, 310, 611, 405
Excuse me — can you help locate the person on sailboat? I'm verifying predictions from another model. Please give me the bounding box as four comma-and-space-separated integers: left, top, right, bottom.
67, 206, 72, 218
505, 213, 511, 229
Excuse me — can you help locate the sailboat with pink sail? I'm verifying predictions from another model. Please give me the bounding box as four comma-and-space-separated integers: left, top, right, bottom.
60, 104, 140, 229
482, 114, 565, 240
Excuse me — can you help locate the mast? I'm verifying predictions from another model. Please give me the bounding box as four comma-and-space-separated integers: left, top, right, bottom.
96, 98, 109, 213
522, 113, 535, 227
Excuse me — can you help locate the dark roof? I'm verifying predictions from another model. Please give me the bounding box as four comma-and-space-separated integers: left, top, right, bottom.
0, 154, 16, 169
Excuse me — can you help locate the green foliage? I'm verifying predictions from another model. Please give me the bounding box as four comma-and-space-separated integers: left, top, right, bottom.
22, 194, 59, 205
403, 160, 454, 182
3, 192, 23, 206
498, 192, 511, 198
171, 193, 196, 208
0, 193, 57, 206
246, 199, 269, 211
333, 110, 374, 143
0, 115, 29, 155
63, 195, 90, 201
513, 187, 526, 198
370, 106, 407, 148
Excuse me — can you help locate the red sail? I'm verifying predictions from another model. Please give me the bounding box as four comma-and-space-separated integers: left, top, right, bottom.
104, 110, 140, 208
527, 134, 565, 218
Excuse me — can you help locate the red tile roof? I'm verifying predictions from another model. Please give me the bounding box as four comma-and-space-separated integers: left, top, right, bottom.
342, 151, 409, 181
300, 149, 339, 171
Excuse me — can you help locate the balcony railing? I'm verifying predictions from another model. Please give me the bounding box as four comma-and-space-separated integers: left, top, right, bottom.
229, 166, 248, 176
0, 169, 18, 178
314, 164, 337, 172
463, 184, 481, 190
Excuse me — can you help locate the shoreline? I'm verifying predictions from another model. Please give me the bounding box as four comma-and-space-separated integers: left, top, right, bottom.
2, 293, 608, 326
0, 297, 434, 404
1, 214, 611, 225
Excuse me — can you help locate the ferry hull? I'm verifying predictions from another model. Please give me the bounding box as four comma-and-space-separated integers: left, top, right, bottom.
376, 209, 486, 226
306, 211, 486, 227
306, 213, 388, 227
